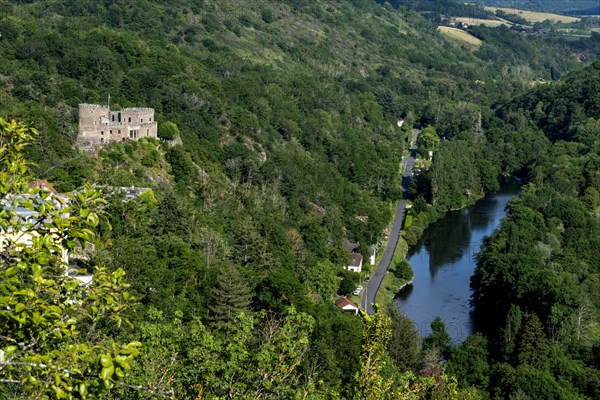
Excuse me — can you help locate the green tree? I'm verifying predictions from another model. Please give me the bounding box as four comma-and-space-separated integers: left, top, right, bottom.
0, 118, 140, 398
186, 307, 315, 399
424, 316, 452, 356
257, 269, 309, 312
501, 304, 523, 362
261, 7, 274, 23
151, 190, 190, 237
209, 264, 254, 325
516, 314, 549, 368
416, 127, 440, 158
158, 121, 180, 140
354, 312, 456, 400
393, 260, 414, 281
386, 305, 422, 373
301, 260, 340, 299
338, 274, 356, 296
447, 333, 490, 390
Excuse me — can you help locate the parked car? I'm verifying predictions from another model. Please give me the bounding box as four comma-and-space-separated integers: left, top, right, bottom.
364, 275, 370, 282
353, 286, 363, 296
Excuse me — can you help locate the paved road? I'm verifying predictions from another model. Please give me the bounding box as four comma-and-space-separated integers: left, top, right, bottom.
362, 129, 419, 314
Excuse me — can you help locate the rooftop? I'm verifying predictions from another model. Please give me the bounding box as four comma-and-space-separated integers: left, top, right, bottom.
335, 297, 358, 309
343, 240, 359, 253
349, 253, 363, 267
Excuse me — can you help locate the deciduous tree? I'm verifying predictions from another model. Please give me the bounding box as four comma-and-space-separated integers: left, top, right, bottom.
0, 118, 140, 398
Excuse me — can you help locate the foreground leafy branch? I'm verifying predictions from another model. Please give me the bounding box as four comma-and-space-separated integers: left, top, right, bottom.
0, 118, 139, 399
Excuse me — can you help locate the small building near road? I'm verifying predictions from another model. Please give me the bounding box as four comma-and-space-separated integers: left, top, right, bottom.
342, 240, 365, 272
346, 252, 363, 273
335, 297, 359, 315
369, 245, 376, 266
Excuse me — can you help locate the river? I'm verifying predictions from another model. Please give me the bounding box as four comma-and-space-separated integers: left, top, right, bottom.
394, 180, 520, 344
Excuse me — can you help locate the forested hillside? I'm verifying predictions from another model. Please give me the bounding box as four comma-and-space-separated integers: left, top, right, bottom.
1, 0, 599, 398
445, 61, 600, 399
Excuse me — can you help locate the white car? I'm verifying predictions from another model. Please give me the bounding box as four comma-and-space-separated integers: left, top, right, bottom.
353, 286, 363, 296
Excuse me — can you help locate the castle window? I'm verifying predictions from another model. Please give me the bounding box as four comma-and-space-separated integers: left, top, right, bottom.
128, 117, 131, 123
101, 130, 104, 135
101, 138, 104, 143
141, 118, 143, 122
118, 130, 121, 134
112, 115, 115, 122
118, 113, 121, 122
110, 130, 113, 135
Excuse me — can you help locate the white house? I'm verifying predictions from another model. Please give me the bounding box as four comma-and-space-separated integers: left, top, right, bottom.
369, 245, 376, 266
346, 253, 363, 273
335, 297, 359, 315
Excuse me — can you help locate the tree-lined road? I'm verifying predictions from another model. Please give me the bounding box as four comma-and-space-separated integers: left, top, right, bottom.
362, 129, 419, 314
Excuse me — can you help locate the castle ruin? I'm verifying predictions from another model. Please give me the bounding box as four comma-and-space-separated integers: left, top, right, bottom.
77, 104, 158, 149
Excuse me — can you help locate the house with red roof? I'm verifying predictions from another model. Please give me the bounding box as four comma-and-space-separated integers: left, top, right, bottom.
28, 180, 58, 195
335, 297, 359, 315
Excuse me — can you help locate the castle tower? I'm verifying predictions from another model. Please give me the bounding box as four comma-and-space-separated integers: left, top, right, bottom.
77, 104, 110, 147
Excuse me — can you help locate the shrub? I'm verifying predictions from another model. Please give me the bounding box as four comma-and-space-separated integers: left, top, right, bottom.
158, 121, 180, 140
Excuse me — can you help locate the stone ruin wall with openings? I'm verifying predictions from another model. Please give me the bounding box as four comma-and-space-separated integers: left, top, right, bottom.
77, 104, 158, 150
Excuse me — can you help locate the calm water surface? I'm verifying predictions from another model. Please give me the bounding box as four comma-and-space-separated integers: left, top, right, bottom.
395, 181, 520, 343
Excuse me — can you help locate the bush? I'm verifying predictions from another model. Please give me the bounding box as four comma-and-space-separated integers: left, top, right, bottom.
338, 274, 355, 296
394, 260, 413, 281
261, 8, 274, 24
158, 121, 180, 140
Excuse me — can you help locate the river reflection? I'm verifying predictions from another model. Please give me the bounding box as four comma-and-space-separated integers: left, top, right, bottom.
395, 180, 520, 343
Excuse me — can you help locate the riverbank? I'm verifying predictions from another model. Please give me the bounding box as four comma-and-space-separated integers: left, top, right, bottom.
374, 188, 491, 308
375, 236, 411, 306
395, 182, 521, 342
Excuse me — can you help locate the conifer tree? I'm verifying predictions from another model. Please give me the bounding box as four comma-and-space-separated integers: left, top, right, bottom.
516, 313, 549, 368
386, 305, 423, 372
208, 264, 253, 324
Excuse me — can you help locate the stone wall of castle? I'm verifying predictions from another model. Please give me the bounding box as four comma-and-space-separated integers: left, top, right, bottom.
77, 104, 158, 149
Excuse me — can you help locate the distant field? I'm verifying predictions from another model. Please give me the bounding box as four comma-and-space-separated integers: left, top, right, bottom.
484, 6, 581, 23
438, 26, 482, 47
455, 17, 507, 27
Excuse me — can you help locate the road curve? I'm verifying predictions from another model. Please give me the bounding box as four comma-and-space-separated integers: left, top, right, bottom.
362, 129, 419, 314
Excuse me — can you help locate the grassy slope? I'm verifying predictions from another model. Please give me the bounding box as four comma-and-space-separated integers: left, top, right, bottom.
454, 17, 508, 27
438, 26, 483, 48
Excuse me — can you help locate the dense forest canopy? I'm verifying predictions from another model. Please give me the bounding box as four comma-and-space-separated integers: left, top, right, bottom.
1, 0, 600, 398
